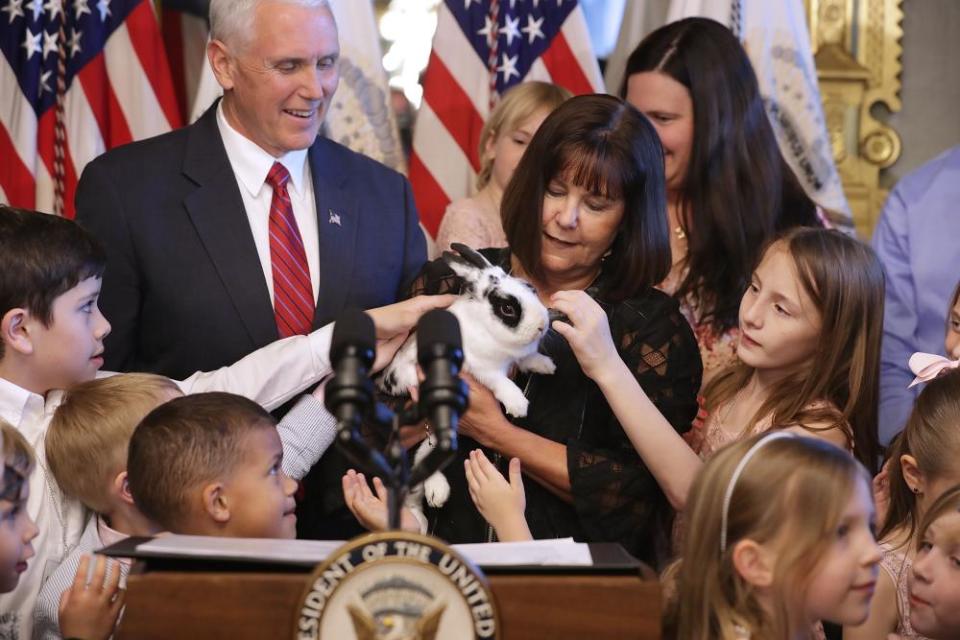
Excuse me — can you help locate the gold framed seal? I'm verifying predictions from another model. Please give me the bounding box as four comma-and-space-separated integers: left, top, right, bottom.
294, 532, 500, 640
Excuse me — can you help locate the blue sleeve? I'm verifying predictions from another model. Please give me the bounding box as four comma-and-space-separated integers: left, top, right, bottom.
397, 175, 428, 299
873, 186, 920, 445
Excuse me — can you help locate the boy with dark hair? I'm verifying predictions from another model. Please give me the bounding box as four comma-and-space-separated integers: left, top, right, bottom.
128, 393, 298, 538
0, 205, 448, 636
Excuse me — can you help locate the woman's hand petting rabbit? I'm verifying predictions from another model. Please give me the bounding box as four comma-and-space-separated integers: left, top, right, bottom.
549, 290, 620, 383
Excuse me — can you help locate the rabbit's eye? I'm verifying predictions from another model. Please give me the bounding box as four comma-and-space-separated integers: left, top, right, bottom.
489, 294, 522, 328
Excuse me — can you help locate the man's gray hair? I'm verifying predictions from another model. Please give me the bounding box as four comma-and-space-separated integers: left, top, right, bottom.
209, 0, 331, 48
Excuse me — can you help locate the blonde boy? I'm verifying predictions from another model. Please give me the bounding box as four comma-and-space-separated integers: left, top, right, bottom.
33, 374, 176, 639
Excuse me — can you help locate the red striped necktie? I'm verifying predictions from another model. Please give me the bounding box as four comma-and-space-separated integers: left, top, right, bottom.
266, 162, 314, 337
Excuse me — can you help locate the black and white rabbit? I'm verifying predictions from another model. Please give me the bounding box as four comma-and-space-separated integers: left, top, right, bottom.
377, 243, 556, 512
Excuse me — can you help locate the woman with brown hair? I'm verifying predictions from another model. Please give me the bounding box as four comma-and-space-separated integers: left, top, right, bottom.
621, 17, 823, 389
404, 94, 702, 567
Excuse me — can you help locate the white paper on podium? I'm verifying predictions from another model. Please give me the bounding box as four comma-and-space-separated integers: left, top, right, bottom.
138, 535, 346, 564
135, 535, 593, 567
453, 538, 593, 566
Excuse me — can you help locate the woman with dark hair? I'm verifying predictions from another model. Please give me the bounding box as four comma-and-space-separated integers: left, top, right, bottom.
620, 17, 822, 389
401, 94, 702, 567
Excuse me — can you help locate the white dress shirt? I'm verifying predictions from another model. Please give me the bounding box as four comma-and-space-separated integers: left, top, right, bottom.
216, 103, 321, 305
0, 327, 334, 639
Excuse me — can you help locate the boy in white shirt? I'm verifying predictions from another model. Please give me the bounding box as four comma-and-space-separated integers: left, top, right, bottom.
0, 204, 448, 637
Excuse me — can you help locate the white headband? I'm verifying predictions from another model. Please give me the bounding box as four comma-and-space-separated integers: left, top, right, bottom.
719, 431, 797, 553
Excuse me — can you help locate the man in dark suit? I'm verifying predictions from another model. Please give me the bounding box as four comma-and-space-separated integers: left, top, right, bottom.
75, 0, 426, 537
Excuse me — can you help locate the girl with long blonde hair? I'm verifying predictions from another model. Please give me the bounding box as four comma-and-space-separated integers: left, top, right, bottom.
433, 81, 571, 254
664, 433, 880, 639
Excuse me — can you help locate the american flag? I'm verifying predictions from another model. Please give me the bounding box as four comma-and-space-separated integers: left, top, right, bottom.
410, 0, 603, 237
0, 0, 180, 217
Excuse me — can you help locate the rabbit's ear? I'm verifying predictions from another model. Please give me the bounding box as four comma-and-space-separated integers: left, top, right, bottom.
441, 250, 480, 280
443, 254, 480, 284
450, 243, 493, 269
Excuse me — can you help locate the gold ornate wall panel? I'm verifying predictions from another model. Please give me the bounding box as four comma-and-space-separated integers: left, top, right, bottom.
806, 0, 903, 237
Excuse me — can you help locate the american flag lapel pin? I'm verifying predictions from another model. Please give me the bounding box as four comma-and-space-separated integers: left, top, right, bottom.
328, 209, 342, 227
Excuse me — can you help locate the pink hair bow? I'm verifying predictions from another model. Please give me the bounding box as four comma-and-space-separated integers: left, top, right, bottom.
908, 352, 960, 388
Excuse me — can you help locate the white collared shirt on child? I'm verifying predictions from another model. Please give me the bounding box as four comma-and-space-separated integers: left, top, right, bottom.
0, 328, 336, 639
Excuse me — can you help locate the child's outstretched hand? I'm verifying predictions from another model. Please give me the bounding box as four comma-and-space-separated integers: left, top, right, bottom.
464, 450, 532, 542
58, 554, 126, 640
341, 469, 422, 533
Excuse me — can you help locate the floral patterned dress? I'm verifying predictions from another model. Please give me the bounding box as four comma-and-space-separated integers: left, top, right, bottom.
658, 270, 740, 390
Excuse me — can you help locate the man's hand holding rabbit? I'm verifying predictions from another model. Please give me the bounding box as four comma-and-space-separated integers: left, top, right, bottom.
365, 294, 457, 372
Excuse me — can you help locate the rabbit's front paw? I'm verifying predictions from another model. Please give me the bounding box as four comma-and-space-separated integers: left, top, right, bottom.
424, 472, 451, 508
495, 385, 530, 418
519, 353, 556, 375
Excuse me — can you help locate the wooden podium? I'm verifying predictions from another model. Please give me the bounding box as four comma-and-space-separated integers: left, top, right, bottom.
105, 541, 661, 639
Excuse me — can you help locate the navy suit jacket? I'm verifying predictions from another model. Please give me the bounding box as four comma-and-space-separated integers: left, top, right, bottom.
76, 105, 426, 380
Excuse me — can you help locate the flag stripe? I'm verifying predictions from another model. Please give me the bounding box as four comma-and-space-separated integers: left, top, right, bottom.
124, 0, 181, 129
77, 53, 134, 149
0, 52, 39, 180
104, 24, 172, 141
540, 33, 593, 96
431, 6, 491, 119
524, 57, 552, 83
159, 6, 188, 123
408, 152, 454, 237
420, 51, 484, 171
412, 101, 473, 202
34, 152, 55, 213
64, 78, 107, 184
36, 109, 56, 199
0, 120, 35, 207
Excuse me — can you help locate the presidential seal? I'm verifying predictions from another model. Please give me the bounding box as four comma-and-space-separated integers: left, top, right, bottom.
294, 532, 499, 640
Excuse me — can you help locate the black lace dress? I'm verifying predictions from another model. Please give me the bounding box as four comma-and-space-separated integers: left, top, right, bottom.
409, 248, 702, 567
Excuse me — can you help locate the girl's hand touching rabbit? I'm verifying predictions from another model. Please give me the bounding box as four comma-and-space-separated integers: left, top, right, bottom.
550, 290, 620, 383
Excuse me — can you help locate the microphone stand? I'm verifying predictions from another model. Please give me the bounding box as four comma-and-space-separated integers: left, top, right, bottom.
326, 309, 467, 532
332, 395, 465, 531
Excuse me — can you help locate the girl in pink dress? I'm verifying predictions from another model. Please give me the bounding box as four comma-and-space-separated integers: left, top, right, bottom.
555, 228, 882, 521
433, 82, 570, 257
